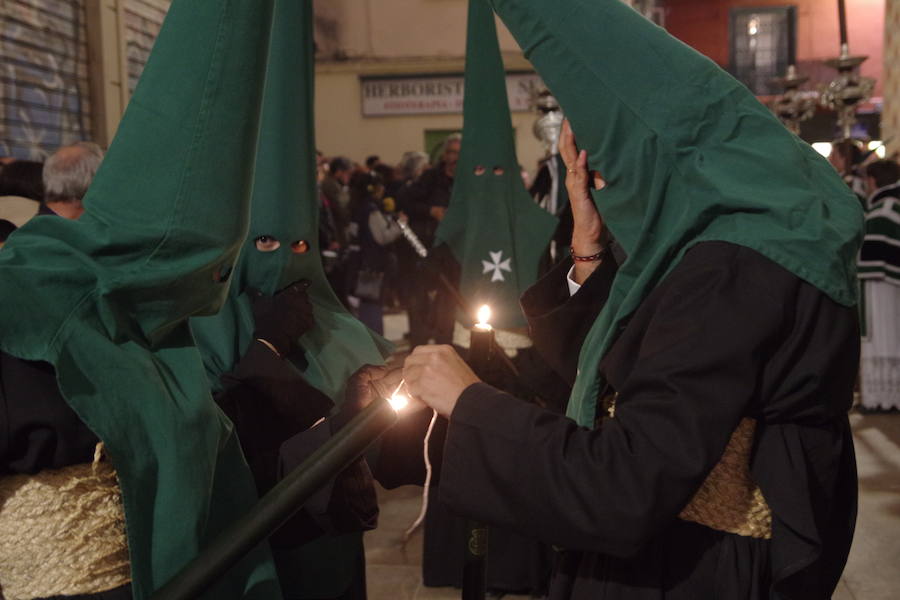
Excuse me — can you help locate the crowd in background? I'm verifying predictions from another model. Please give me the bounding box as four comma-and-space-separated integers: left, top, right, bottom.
315, 136, 462, 343
2, 134, 899, 401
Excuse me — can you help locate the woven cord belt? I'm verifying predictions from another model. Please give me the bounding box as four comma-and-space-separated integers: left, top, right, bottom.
678, 418, 773, 539
602, 396, 772, 540
0, 443, 131, 600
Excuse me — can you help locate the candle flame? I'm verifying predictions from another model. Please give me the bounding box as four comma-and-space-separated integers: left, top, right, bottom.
388, 380, 410, 412
476, 304, 492, 327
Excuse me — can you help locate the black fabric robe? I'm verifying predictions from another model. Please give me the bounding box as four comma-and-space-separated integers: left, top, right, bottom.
437, 241, 858, 600
0, 351, 133, 600
374, 357, 557, 595
214, 341, 378, 600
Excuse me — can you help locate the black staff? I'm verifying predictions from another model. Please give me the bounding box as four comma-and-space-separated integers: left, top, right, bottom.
150, 395, 400, 600
461, 307, 494, 600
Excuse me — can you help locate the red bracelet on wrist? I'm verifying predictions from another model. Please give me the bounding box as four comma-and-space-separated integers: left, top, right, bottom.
570, 246, 606, 262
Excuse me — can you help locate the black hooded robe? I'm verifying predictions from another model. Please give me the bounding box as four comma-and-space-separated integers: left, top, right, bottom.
434, 241, 858, 600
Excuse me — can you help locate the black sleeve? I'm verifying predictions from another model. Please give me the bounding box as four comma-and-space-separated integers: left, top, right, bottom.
520, 255, 618, 386
439, 254, 784, 558
218, 341, 334, 432
1, 352, 99, 474
273, 422, 379, 545
214, 341, 334, 492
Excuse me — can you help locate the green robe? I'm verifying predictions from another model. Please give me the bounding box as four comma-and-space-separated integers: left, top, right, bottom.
0, 1, 282, 597
435, 0, 557, 330
190, 1, 390, 597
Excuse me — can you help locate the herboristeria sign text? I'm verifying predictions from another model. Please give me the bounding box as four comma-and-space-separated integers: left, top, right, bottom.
360, 73, 543, 117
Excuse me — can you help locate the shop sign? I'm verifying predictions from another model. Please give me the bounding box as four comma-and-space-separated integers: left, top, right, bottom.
360, 72, 543, 116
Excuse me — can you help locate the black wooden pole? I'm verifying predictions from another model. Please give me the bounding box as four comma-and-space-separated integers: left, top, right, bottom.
150, 397, 398, 600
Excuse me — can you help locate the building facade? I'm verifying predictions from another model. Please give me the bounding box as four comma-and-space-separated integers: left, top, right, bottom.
1, 0, 894, 162
664, 0, 886, 142
312, 0, 545, 172
0, 0, 168, 159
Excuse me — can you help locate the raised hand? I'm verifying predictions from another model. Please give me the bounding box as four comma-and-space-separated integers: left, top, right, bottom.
559, 119, 606, 284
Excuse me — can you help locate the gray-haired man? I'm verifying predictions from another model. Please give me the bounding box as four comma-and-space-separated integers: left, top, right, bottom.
41, 141, 104, 219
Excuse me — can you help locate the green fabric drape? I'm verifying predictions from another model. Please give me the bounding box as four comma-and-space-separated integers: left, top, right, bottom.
189, 2, 390, 596
485, 0, 864, 426
435, 0, 557, 330
190, 0, 390, 405
0, 1, 282, 598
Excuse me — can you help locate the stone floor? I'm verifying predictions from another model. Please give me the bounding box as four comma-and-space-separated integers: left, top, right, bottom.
369, 314, 900, 599
835, 412, 900, 600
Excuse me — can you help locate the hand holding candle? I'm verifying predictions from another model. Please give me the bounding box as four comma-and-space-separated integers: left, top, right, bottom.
403, 345, 481, 418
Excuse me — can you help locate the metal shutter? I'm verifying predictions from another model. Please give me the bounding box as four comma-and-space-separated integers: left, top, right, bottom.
1, 0, 92, 159
122, 0, 170, 95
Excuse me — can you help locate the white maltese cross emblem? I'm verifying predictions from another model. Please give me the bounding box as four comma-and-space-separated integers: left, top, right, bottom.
482, 250, 512, 282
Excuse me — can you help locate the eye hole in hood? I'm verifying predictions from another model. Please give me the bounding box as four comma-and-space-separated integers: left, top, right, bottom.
254, 235, 280, 252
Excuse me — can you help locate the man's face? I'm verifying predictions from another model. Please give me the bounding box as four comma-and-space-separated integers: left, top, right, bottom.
442, 140, 461, 178
336, 169, 352, 186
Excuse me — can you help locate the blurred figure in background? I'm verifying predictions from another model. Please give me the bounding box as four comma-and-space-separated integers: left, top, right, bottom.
316, 150, 328, 184
0, 160, 45, 201
391, 151, 431, 313
0, 159, 44, 228
41, 142, 104, 220
365, 155, 382, 173
829, 139, 867, 205
858, 158, 900, 413
398, 134, 461, 347
397, 151, 430, 187
320, 156, 354, 306
374, 162, 404, 312
321, 156, 353, 246
346, 171, 405, 335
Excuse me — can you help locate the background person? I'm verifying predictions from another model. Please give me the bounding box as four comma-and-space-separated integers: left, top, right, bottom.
397, 134, 461, 348
857, 158, 900, 412
40, 142, 104, 220
345, 171, 405, 335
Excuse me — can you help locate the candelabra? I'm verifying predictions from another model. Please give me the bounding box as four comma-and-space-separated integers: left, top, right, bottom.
770, 65, 818, 135
819, 0, 876, 140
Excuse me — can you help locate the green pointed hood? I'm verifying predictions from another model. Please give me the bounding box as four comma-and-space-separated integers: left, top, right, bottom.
0, 1, 282, 597
436, 0, 557, 329
486, 0, 863, 425
190, 0, 390, 403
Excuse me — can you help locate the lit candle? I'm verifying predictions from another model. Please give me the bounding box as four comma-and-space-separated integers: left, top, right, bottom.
469, 305, 494, 377
476, 304, 492, 329
388, 380, 410, 412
